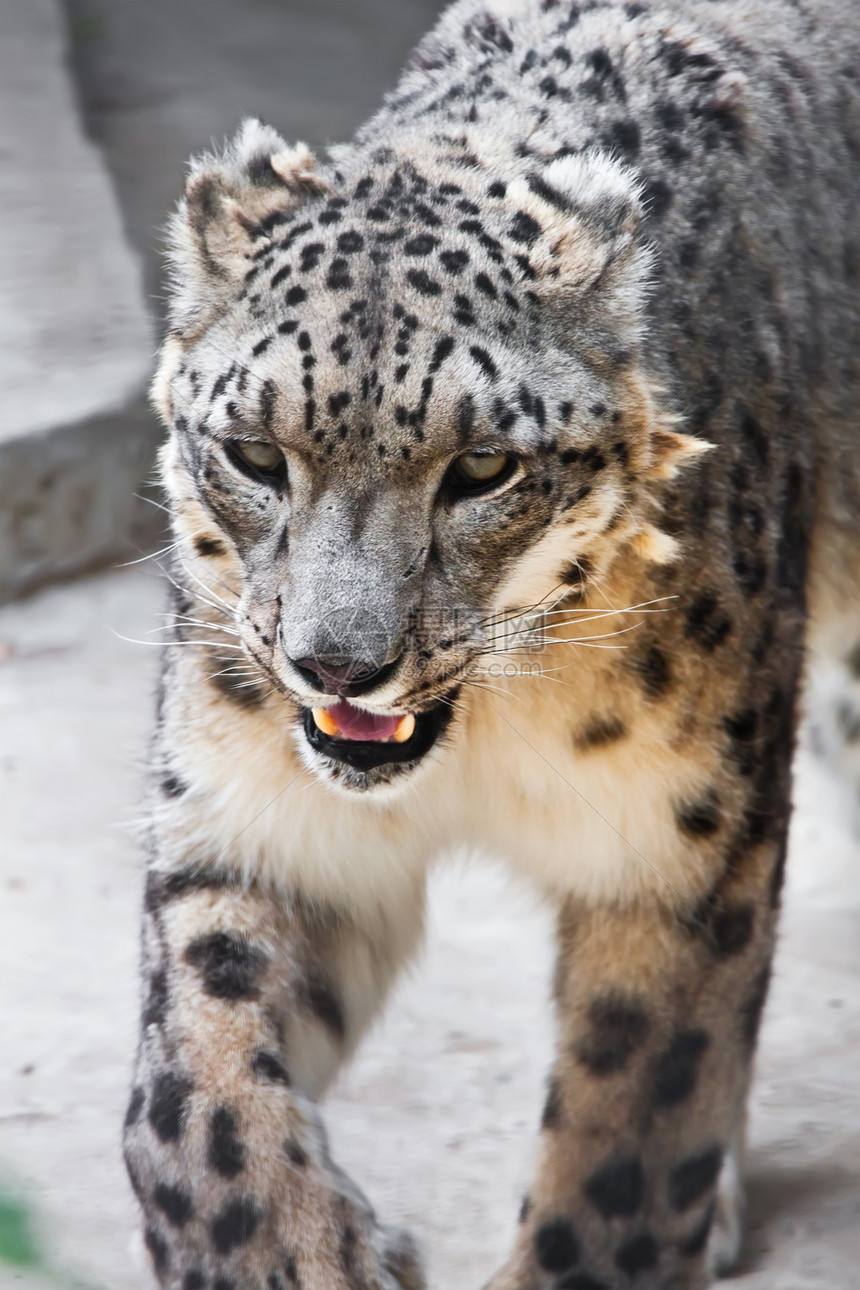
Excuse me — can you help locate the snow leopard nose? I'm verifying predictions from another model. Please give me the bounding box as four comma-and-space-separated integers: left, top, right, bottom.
289, 655, 402, 699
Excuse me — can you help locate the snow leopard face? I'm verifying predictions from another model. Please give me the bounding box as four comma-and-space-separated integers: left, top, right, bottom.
154, 122, 699, 791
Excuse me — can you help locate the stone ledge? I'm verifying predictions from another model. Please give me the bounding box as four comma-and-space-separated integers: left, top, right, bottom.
0, 0, 157, 603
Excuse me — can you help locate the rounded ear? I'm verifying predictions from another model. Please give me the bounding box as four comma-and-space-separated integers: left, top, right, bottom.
506, 151, 653, 348
166, 118, 327, 337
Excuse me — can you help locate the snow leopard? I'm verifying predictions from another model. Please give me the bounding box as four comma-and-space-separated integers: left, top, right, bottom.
124, 1, 860, 1286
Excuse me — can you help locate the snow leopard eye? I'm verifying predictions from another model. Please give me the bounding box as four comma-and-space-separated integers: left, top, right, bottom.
444, 451, 518, 497
226, 439, 287, 487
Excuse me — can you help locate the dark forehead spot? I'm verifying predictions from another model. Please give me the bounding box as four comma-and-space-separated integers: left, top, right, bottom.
668, 1145, 723, 1212
429, 335, 455, 372
406, 267, 442, 296
469, 345, 498, 381
584, 1154, 645, 1220
475, 270, 497, 298
535, 1216, 580, 1272
404, 233, 439, 256
285, 285, 307, 306
337, 230, 364, 253
440, 248, 469, 274
510, 210, 542, 244
653, 1029, 709, 1107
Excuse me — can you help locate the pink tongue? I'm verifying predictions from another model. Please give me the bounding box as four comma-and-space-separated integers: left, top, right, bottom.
327, 700, 402, 742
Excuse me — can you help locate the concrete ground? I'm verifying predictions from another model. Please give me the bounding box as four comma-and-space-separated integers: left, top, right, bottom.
1, 568, 858, 1289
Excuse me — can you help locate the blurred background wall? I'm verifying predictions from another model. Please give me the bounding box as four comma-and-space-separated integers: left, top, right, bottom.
1, 0, 443, 604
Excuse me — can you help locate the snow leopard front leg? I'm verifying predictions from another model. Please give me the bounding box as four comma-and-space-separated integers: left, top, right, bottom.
488, 799, 788, 1290
124, 849, 426, 1289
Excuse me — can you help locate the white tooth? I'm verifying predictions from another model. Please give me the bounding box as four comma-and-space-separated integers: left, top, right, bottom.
312, 708, 340, 737
393, 713, 416, 743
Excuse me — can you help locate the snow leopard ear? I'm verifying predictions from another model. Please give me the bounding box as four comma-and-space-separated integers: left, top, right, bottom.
166, 118, 328, 337
505, 152, 652, 350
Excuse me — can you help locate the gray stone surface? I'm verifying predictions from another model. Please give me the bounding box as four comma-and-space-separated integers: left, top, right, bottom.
0, 568, 858, 1288
1, 0, 446, 605
64, 0, 445, 309
0, 0, 156, 604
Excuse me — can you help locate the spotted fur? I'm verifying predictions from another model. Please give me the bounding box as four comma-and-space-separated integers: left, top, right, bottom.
128, 1, 859, 1286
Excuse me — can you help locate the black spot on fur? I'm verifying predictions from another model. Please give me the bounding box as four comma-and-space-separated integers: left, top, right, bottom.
209, 665, 268, 709
209, 1107, 245, 1178
148, 1071, 192, 1143
210, 1196, 262, 1254
154, 1182, 195, 1228
634, 645, 672, 698
144, 1226, 170, 1274
405, 233, 439, 256
406, 267, 442, 296
584, 1155, 645, 1220
653, 1030, 709, 1107
469, 345, 498, 381
284, 1138, 308, 1168
711, 904, 755, 956
574, 714, 627, 751
183, 1273, 206, 1290
615, 1232, 659, 1276
298, 970, 346, 1040
252, 1050, 291, 1085
602, 119, 641, 160
194, 535, 226, 558
685, 591, 732, 651
668, 1145, 723, 1212
144, 866, 239, 911
124, 1086, 145, 1129
184, 931, 267, 1001
676, 792, 722, 838
143, 967, 169, 1029
643, 175, 673, 217
510, 210, 542, 244
577, 993, 650, 1076
429, 335, 455, 373
535, 1216, 580, 1272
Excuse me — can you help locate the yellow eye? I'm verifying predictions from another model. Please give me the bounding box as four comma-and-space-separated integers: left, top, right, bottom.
235, 440, 284, 470
226, 439, 287, 487
447, 451, 516, 494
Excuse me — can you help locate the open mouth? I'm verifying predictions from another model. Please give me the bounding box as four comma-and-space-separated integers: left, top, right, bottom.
302, 697, 452, 771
